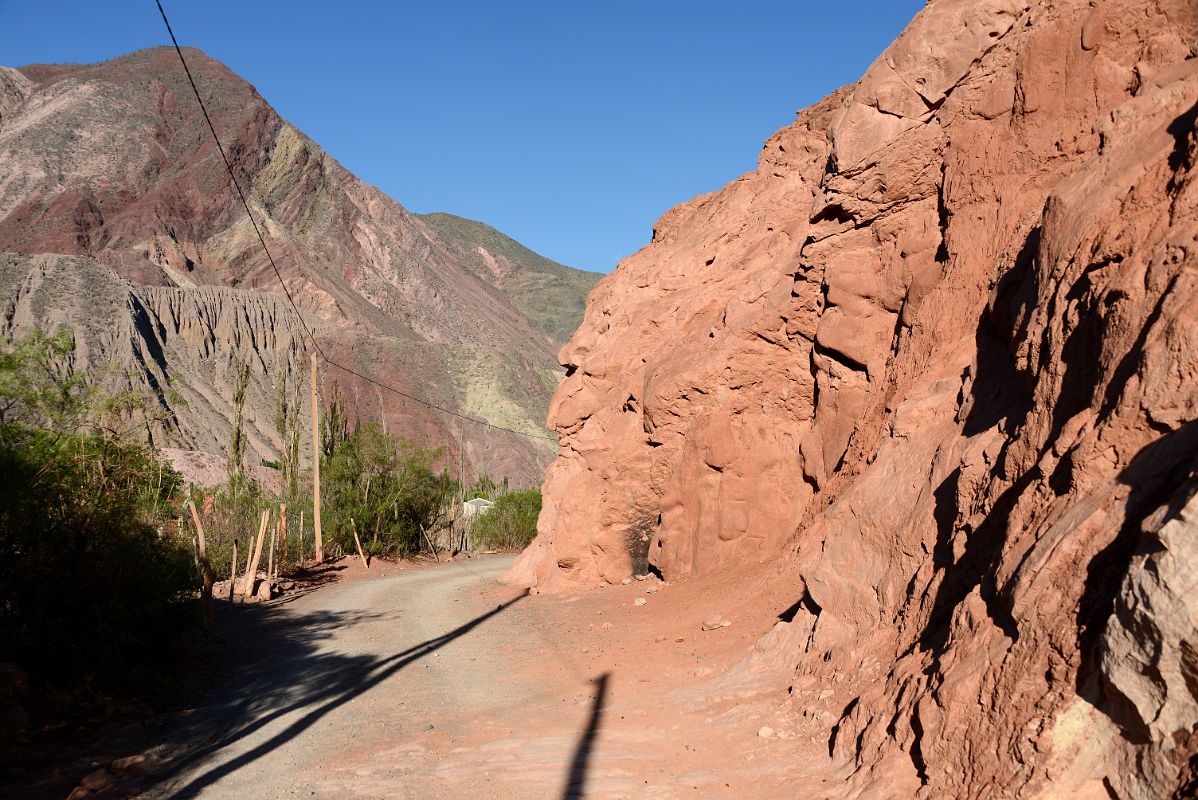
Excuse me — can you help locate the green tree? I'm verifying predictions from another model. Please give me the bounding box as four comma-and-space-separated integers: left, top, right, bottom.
467, 473, 509, 500
322, 383, 350, 460
0, 329, 92, 431
273, 366, 303, 502
227, 358, 251, 479
322, 422, 457, 557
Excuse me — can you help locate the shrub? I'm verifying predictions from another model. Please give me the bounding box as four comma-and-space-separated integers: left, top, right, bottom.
194, 470, 272, 576
466, 473, 508, 501
322, 422, 457, 557
469, 489, 541, 551
0, 331, 197, 707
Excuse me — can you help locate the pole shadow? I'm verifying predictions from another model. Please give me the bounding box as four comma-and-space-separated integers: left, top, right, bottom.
561, 672, 610, 800
151, 590, 527, 799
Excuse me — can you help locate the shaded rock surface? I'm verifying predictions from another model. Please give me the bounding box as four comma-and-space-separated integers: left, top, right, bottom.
511, 0, 1198, 795
0, 49, 602, 482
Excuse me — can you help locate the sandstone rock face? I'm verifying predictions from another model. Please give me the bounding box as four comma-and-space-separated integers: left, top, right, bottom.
0, 49, 601, 482
512, 0, 1198, 795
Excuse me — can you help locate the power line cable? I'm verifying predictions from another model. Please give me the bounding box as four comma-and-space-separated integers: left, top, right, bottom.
154, 0, 557, 443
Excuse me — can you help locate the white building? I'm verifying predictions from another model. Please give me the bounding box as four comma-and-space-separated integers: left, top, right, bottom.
462, 497, 494, 521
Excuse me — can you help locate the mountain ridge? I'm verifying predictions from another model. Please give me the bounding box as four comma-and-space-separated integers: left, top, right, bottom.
0, 46, 601, 481
419, 212, 603, 345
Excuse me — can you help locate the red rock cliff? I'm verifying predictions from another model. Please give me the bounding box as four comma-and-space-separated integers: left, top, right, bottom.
509, 0, 1198, 795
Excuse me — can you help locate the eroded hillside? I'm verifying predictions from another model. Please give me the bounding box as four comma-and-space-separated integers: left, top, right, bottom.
510, 0, 1198, 796
0, 49, 602, 481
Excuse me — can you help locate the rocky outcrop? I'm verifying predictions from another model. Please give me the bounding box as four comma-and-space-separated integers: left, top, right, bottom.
0, 68, 32, 124
0, 49, 601, 481
512, 0, 1198, 795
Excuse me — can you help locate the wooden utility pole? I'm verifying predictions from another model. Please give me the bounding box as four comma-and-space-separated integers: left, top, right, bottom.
458, 426, 468, 553
310, 353, 324, 563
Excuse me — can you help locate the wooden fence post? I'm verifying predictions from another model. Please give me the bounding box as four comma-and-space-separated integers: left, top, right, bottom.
278, 503, 288, 573
187, 500, 215, 625
241, 530, 254, 598
350, 518, 369, 569
421, 524, 439, 560
229, 539, 238, 606
246, 510, 269, 598
267, 520, 277, 586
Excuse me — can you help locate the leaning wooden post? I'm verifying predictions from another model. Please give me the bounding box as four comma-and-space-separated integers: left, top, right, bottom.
350, 517, 369, 569
246, 510, 269, 598
421, 524, 439, 560
241, 531, 255, 598
310, 353, 324, 563
187, 499, 215, 625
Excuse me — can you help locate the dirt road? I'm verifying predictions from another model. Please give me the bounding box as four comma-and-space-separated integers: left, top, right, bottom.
55, 554, 824, 799
139, 556, 573, 798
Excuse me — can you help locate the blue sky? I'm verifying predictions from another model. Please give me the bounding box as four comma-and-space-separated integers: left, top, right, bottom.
0, 1, 923, 273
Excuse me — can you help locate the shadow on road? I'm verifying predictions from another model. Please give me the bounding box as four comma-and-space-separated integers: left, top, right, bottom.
561, 672, 610, 800
146, 589, 528, 799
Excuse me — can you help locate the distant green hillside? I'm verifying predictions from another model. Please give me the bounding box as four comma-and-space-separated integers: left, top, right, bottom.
421, 213, 603, 345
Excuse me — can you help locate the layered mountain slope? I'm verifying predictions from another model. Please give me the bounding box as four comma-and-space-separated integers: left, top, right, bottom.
511, 0, 1198, 796
419, 213, 599, 345
0, 48, 601, 481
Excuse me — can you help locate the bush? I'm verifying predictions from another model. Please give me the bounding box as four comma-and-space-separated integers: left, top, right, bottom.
466, 473, 508, 501
0, 331, 197, 707
323, 422, 457, 557
193, 471, 273, 576
469, 489, 541, 551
